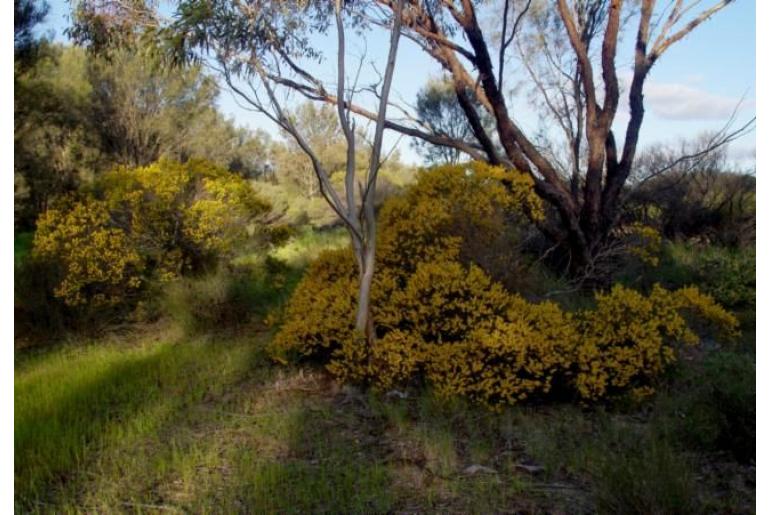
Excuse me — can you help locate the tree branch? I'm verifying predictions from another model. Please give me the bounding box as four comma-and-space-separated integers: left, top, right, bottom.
650, 0, 734, 63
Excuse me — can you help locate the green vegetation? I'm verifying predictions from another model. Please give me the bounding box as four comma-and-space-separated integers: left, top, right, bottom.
14, 1, 754, 511
272, 165, 739, 406
15, 324, 754, 513
268, 226, 349, 269
15, 161, 754, 512
15, 164, 754, 512
14, 231, 33, 268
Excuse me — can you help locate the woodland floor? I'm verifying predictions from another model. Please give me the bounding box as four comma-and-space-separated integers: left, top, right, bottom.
15, 320, 754, 514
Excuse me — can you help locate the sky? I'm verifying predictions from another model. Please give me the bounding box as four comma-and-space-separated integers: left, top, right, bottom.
38, 0, 756, 168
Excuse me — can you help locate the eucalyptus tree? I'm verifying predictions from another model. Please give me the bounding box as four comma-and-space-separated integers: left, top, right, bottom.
200, 0, 741, 277
15, 0, 49, 64
170, 0, 405, 345
72, 0, 749, 281
412, 77, 494, 165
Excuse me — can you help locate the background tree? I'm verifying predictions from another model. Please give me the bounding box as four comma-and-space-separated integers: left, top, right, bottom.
273, 102, 350, 199
233, 0, 747, 279
625, 134, 755, 247
88, 46, 221, 166
412, 77, 494, 165
65, 0, 752, 283
67, 0, 159, 53
15, 0, 50, 66
14, 46, 104, 227
14, 39, 273, 228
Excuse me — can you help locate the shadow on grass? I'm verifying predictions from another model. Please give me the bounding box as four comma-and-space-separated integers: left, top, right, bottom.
229, 404, 394, 513
147, 373, 397, 513
16, 345, 177, 507
15, 341, 395, 513
18, 336, 751, 514
14, 335, 270, 511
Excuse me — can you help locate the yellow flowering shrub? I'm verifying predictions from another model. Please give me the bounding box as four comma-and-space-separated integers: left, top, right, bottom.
272, 162, 739, 406
426, 308, 577, 407
387, 260, 511, 342
622, 222, 663, 266
98, 159, 276, 277
574, 284, 739, 401
377, 161, 543, 283
328, 329, 424, 389
33, 197, 143, 306
269, 249, 360, 363
32, 159, 281, 307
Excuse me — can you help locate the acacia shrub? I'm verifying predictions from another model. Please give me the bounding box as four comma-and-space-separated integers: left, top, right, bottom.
33, 196, 143, 307
425, 297, 578, 406
376, 161, 543, 290
31, 159, 283, 313
271, 163, 739, 405
574, 284, 739, 401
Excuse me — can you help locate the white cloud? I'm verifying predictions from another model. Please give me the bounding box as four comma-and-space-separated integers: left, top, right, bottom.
617, 73, 753, 121
644, 82, 743, 120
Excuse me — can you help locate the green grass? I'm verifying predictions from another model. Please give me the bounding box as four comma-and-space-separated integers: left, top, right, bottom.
14, 231, 34, 268
14, 327, 563, 513
269, 226, 349, 268
15, 324, 755, 513
14, 325, 398, 513
14, 230, 755, 513
15, 325, 271, 509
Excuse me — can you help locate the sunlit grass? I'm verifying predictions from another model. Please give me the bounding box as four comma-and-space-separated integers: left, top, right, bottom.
15, 321, 754, 513
270, 226, 349, 268
14, 328, 269, 510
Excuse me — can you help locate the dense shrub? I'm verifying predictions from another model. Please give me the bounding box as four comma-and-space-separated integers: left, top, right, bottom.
626, 167, 755, 248
694, 248, 755, 309
574, 284, 739, 401
630, 242, 755, 307
377, 161, 543, 290
271, 163, 739, 406
270, 249, 360, 362
31, 159, 284, 310
426, 307, 577, 406
34, 197, 143, 307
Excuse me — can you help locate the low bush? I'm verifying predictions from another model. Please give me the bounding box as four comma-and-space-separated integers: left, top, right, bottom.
574, 284, 739, 401
33, 197, 144, 308
634, 242, 755, 310
27, 159, 287, 327
695, 248, 755, 309
271, 163, 740, 407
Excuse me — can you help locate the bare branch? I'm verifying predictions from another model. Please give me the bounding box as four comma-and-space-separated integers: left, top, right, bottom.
498, 0, 532, 92
632, 116, 755, 190
650, 0, 734, 63
362, 0, 404, 208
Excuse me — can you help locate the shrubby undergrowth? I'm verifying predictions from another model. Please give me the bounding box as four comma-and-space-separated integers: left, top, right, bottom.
19, 159, 287, 331
272, 163, 739, 406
